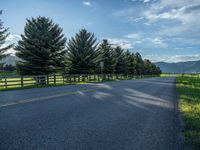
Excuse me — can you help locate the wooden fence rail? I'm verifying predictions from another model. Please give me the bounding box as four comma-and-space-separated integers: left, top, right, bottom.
0, 74, 158, 89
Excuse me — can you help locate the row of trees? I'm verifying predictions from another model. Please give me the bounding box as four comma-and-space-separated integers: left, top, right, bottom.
0, 15, 161, 75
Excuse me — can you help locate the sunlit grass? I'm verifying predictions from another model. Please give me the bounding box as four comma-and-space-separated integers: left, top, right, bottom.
0, 75, 117, 91
176, 75, 200, 150
0, 75, 158, 91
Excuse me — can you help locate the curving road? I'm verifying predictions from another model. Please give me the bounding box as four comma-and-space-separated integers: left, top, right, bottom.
0, 77, 183, 150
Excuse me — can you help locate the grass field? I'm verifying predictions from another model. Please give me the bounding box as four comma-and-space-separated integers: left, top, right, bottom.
176, 75, 200, 150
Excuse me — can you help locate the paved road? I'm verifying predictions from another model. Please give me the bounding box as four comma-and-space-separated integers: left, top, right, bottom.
0, 77, 183, 150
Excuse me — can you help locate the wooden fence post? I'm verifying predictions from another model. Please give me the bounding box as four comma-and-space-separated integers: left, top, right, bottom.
54, 74, 56, 85
73, 75, 76, 82
69, 74, 72, 83
78, 75, 80, 82
47, 75, 49, 85
62, 75, 64, 84
5, 77, 7, 89
94, 75, 96, 81
21, 76, 24, 87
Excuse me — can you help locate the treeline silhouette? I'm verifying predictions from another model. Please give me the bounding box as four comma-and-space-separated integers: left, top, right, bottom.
0, 15, 161, 75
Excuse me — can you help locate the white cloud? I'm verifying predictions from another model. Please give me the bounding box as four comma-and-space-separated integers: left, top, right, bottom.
143, 0, 151, 3
6, 34, 15, 41
132, 17, 144, 22
144, 4, 200, 23
2, 34, 21, 55
82, 1, 91, 6
6, 34, 20, 42
152, 38, 168, 48
107, 38, 134, 49
144, 1, 200, 37
125, 33, 141, 39
130, 0, 153, 3
6, 48, 16, 55
113, 0, 200, 61
125, 33, 168, 48
144, 54, 200, 63
0, 43, 16, 55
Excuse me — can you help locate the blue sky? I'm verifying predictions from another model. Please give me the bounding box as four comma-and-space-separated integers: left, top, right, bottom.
1, 0, 200, 62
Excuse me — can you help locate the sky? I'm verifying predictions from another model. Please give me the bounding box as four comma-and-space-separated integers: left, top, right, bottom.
1, 0, 200, 62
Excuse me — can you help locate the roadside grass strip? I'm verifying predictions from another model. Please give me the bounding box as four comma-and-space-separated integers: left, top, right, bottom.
177, 75, 200, 150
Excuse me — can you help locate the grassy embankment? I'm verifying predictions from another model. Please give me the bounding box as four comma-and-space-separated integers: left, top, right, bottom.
176, 74, 200, 149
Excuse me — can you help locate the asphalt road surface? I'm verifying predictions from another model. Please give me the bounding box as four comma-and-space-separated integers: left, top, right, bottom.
0, 77, 183, 150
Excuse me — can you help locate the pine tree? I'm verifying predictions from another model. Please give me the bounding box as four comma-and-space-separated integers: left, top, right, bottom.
96, 39, 115, 74
143, 59, 161, 75
124, 50, 136, 75
0, 10, 13, 62
143, 59, 152, 75
129, 53, 137, 74
15, 16, 67, 75
135, 52, 144, 75
66, 29, 98, 74
114, 46, 129, 74
156, 66, 162, 75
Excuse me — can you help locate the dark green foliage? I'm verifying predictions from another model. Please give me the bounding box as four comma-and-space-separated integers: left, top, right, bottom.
143, 59, 161, 75
124, 50, 135, 74
113, 46, 129, 74
96, 39, 115, 74
13, 16, 161, 75
66, 33, 161, 75
15, 16, 66, 75
134, 52, 144, 75
129, 53, 137, 74
0, 11, 13, 61
143, 59, 155, 75
66, 29, 97, 74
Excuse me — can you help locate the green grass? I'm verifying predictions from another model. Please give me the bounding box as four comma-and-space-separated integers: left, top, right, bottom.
0, 75, 118, 91
0, 71, 17, 76
0, 74, 158, 91
176, 75, 200, 150
160, 73, 184, 77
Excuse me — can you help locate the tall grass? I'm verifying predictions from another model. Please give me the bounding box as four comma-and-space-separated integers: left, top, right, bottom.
176, 75, 200, 150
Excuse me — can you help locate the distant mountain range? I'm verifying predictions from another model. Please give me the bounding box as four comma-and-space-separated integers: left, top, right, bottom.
155, 60, 200, 73
1, 56, 200, 73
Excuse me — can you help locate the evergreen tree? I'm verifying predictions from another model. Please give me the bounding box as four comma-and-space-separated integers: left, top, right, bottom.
15, 16, 66, 75
114, 46, 129, 74
0, 11, 13, 62
96, 39, 115, 74
125, 50, 137, 75
143, 59, 161, 75
134, 52, 144, 75
66, 29, 97, 74
156, 66, 162, 75
143, 59, 152, 75
129, 53, 137, 74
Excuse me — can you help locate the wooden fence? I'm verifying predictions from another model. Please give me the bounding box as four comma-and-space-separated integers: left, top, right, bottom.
0, 74, 157, 89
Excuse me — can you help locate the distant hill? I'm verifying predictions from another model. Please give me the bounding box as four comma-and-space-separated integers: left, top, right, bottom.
1, 56, 200, 73
155, 60, 200, 73
0, 55, 18, 66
